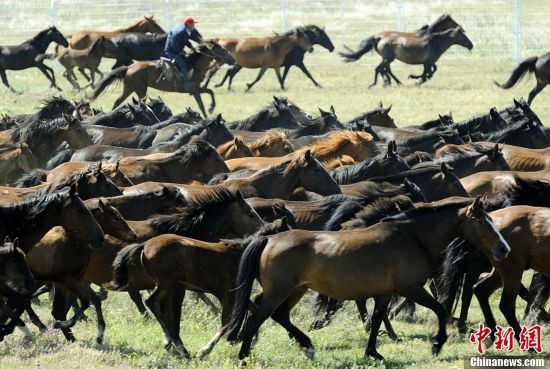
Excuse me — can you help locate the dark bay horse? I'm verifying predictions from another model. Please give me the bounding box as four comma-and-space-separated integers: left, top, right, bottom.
92, 40, 235, 117
106, 218, 290, 358
0, 27, 68, 93
217, 28, 313, 91
495, 51, 550, 105
225, 197, 510, 361
214, 25, 333, 90
341, 24, 473, 87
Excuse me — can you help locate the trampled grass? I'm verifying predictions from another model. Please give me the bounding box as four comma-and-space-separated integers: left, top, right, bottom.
0, 55, 550, 369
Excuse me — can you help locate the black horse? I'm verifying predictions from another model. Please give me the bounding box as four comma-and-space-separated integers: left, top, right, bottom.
211, 25, 334, 90
108, 29, 203, 70
0, 27, 68, 93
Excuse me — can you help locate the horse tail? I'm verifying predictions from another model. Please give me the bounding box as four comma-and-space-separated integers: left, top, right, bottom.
225, 236, 269, 342
91, 65, 129, 100
323, 200, 364, 231
309, 293, 342, 331
14, 169, 48, 188
494, 56, 538, 89
339, 36, 378, 62
45, 149, 74, 170
105, 243, 144, 291
438, 238, 475, 317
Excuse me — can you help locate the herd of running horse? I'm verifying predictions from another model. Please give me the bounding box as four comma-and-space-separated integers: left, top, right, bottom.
0, 92, 549, 361
0, 11, 549, 365
0, 14, 549, 117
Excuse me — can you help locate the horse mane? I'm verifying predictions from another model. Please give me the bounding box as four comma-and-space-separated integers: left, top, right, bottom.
229, 108, 272, 130
471, 119, 533, 142
381, 198, 473, 222
420, 146, 494, 166
158, 137, 216, 163
11, 117, 68, 144
369, 164, 444, 182
249, 132, 288, 152
0, 189, 70, 235
24, 27, 53, 45
150, 185, 239, 235
346, 108, 386, 125
302, 131, 373, 160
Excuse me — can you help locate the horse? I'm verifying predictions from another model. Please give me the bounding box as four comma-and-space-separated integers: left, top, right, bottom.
0, 185, 104, 254
213, 25, 333, 90
226, 99, 300, 131
469, 119, 550, 149
24, 199, 136, 343
441, 205, 550, 346
0, 238, 35, 342
216, 137, 254, 160
5, 96, 76, 127
217, 28, 313, 91
0, 27, 68, 93
106, 218, 290, 358
114, 137, 229, 184
0, 114, 93, 168
436, 142, 550, 171
340, 26, 473, 87
67, 16, 164, 52
52, 36, 116, 90
345, 103, 396, 129
221, 150, 341, 199
225, 130, 377, 172
91, 40, 235, 117
495, 51, 550, 105
248, 132, 294, 157
225, 197, 510, 361
0, 143, 37, 185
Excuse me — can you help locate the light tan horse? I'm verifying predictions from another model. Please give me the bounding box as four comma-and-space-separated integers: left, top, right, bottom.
226, 131, 377, 171
0, 143, 36, 184
68, 16, 164, 53
218, 28, 313, 91
217, 136, 255, 160
248, 132, 295, 157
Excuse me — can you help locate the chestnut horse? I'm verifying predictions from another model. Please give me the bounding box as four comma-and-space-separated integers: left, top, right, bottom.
218, 28, 313, 91
92, 40, 235, 117
225, 198, 510, 361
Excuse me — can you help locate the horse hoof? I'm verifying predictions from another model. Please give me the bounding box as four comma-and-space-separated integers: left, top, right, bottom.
174, 346, 191, 360
196, 348, 210, 359
431, 344, 442, 356
95, 336, 103, 345
303, 346, 315, 359
366, 349, 384, 360
316, 84, 323, 89
208, 106, 215, 114
163, 339, 172, 350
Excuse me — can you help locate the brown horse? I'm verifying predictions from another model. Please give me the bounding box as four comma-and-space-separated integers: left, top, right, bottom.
460, 170, 550, 198
216, 136, 254, 160
225, 197, 510, 361
226, 131, 377, 171
221, 150, 341, 198
68, 16, 164, 52
25, 199, 136, 343
0, 143, 36, 184
106, 218, 289, 358
436, 142, 550, 171
218, 28, 313, 91
495, 51, 550, 105
341, 22, 473, 87
345, 102, 396, 129
248, 132, 294, 157
442, 205, 550, 346
92, 40, 235, 117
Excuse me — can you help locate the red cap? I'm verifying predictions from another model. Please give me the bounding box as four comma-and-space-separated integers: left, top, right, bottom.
184, 17, 198, 25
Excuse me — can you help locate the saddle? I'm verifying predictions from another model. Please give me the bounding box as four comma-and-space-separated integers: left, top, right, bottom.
157, 57, 193, 86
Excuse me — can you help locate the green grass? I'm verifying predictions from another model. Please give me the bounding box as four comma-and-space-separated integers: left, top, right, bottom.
1, 57, 550, 369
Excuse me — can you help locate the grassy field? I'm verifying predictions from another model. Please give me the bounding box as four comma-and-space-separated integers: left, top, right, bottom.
1, 57, 550, 369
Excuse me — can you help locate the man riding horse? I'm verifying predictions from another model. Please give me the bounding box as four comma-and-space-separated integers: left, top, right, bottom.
163, 17, 199, 88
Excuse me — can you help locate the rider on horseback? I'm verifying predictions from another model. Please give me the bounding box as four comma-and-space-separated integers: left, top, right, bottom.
163, 17, 199, 88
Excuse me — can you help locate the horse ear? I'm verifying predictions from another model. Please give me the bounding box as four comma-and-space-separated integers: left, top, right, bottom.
132, 96, 139, 105
62, 112, 72, 123
4, 236, 10, 244
318, 108, 327, 116
467, 195, 485, 218
385, 105, 392, 114
489, 107, 500, 120
440, 162, 453, 178
115, 160, 120, 172
69, 183, 78, 197
235, 190, 246, 205
378, 101, 384, 108
513, 98, 521, 108
98, 198, 106, 210
386, 141, 396, 156
273, 96, 281, 104
303, 149, 313, 161
330, 105, 335, 114
215, 113, 223, 123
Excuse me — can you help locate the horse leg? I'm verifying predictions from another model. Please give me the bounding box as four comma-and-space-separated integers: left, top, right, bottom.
128, 290, 148, 316
385, 62, 402, 85
214, 67, 232, 89
226, 65, 243, 91
202, 64, 219, 89
355, 299, 371, 330
401, 285, 447, 355
191, 92, 208, 118
36, 63, 61, 91
365, 295, 391, 360
498, 269, 523, 344
25, 305, 47, 333
369, 61, 386, 89
527, 82, 546, 105
112, 84, 134, 109
196, 292, 220, 314
168, 286, 190, 359
245, 67, 267, 92
270, 287, 315, 358
295, 61, 321, 88
0, 69, 20, 94
456, 268, 483, 334
274, 67, 285, 90
78, 67, 91, 82
50, 284, 75, 342
197, 293, 233, 358
473, 270, 502, 343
